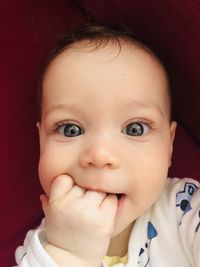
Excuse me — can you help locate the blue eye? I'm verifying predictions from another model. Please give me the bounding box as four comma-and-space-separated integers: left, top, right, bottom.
122, 122, 150, 136
57, 123, 84, 137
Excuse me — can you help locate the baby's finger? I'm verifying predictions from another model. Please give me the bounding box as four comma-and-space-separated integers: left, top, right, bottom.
67, 184, 85, 199
100, 194, 118, 219
49, 174, 74, 204
83, 190, 107, 207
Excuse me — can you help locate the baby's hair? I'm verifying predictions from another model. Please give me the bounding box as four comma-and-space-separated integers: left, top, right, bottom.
37, 24, 172, 121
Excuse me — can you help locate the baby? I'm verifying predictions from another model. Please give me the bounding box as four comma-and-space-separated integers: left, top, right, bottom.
15, 25, 200, 267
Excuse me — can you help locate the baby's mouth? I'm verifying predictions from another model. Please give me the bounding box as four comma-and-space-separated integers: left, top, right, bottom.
115, 193, 126, 211
106, 193, 123, 200
116, 193, 123, 200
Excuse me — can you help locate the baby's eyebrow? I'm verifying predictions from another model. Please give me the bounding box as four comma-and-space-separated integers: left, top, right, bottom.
122, 99, 165, 118
43, 100, 165, 120
43, 103, 79, 120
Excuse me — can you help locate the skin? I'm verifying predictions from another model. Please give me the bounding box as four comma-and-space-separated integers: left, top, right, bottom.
37, 41, 177, 265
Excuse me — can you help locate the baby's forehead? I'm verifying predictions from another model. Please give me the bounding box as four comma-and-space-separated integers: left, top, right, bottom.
42, 40, 171, 120
46, 40, 168, 84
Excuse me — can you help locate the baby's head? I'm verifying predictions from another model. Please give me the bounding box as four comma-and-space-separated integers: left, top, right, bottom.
37, 25, 176, 237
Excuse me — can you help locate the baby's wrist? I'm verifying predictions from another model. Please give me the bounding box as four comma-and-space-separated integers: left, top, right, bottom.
44, 242, 102, 267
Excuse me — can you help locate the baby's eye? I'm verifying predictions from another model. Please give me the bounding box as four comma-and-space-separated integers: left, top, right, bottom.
57, 123, 84, 137
122, 122, 150, 136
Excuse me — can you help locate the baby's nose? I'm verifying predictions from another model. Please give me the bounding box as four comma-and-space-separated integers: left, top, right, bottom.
79, 137, 119, 169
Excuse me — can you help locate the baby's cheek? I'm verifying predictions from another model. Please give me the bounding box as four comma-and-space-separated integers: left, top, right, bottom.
38, 149, 63, 195
38, 140, 78, 195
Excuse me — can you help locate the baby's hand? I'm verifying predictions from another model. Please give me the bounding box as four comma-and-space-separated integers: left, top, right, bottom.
41, 175, 118, 266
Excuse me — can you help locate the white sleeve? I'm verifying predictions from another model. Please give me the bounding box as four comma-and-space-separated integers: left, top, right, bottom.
175, 178, 200, 267
15, 223, 106, 267
15, 223, 59, 267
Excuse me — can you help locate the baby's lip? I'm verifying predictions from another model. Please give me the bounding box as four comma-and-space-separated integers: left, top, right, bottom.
83, 186, 125, 197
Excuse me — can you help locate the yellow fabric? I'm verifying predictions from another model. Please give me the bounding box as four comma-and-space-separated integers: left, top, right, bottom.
104, 254, 128, 267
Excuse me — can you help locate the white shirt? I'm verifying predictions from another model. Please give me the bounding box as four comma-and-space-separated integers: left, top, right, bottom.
15, 178, 200, 267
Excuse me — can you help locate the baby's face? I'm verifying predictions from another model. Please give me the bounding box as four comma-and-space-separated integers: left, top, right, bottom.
37, 42, 176, 237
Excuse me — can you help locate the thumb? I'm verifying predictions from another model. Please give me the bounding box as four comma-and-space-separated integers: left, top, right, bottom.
40, 194, 49, 215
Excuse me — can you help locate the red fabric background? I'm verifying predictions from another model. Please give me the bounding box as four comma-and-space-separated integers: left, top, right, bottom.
0, 1, 84, 266
0, 1, 199, 266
